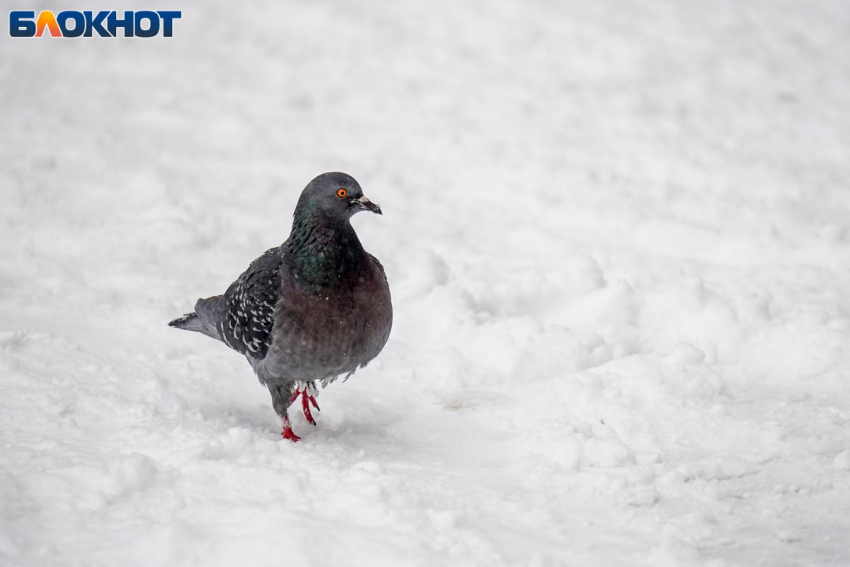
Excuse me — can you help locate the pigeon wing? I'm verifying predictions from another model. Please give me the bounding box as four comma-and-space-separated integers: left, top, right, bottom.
199, 247, 283, 360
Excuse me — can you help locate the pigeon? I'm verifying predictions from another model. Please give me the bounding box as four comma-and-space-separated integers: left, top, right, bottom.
169, 172, 393, 441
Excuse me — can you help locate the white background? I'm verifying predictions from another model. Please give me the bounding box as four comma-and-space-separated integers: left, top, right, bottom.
1, 1, 849, 565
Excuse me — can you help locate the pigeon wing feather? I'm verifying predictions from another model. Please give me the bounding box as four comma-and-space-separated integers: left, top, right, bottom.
196, 247, 283, 360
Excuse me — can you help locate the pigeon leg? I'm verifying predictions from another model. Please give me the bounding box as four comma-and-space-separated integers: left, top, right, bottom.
289, 383, 320, 426
269, 384, 301, 442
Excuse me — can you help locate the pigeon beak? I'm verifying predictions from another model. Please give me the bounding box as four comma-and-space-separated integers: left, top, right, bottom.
353, 195, 382, 215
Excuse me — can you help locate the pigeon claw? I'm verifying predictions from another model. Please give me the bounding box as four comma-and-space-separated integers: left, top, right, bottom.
282, 427, 301, 442
302, 393, 318, 426
289, 384, 320, 426
281, 416, 301, 442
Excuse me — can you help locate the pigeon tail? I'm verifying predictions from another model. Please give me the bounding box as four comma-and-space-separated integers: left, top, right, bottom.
168, 312, 206, 333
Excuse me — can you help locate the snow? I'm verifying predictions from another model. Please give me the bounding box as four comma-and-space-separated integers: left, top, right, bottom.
2, 0, 849, 565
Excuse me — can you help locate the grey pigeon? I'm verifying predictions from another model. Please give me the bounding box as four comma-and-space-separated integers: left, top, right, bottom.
169, 172, 392, 441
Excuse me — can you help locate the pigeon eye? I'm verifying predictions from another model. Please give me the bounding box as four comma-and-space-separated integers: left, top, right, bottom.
336, 189, 348, 198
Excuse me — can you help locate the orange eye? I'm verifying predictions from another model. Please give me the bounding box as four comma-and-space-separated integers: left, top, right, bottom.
336, 188, 347, 198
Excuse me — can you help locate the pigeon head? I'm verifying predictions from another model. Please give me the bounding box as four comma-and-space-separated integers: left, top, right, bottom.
295, 172, 382, 222
286, 172, 384, 284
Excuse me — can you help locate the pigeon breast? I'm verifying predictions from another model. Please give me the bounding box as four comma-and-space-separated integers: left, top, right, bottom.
258, 252, 392, 386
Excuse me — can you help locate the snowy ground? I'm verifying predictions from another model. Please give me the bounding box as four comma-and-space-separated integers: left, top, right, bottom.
2, 1, 850, 565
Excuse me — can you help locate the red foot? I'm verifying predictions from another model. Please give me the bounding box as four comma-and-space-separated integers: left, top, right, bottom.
289, 386, 320, 426
281, 416, 300, 442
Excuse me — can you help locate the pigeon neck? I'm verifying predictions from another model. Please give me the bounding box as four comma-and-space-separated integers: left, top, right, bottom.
285, 210, 367, 287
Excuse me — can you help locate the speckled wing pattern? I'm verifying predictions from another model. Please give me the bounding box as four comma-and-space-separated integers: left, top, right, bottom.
208, 247, 283, 360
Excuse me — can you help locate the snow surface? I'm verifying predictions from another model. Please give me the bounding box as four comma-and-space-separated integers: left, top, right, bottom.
2, 1, 850, 565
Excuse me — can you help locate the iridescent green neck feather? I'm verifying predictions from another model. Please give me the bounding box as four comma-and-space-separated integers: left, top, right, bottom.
284, 204, 366, 289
